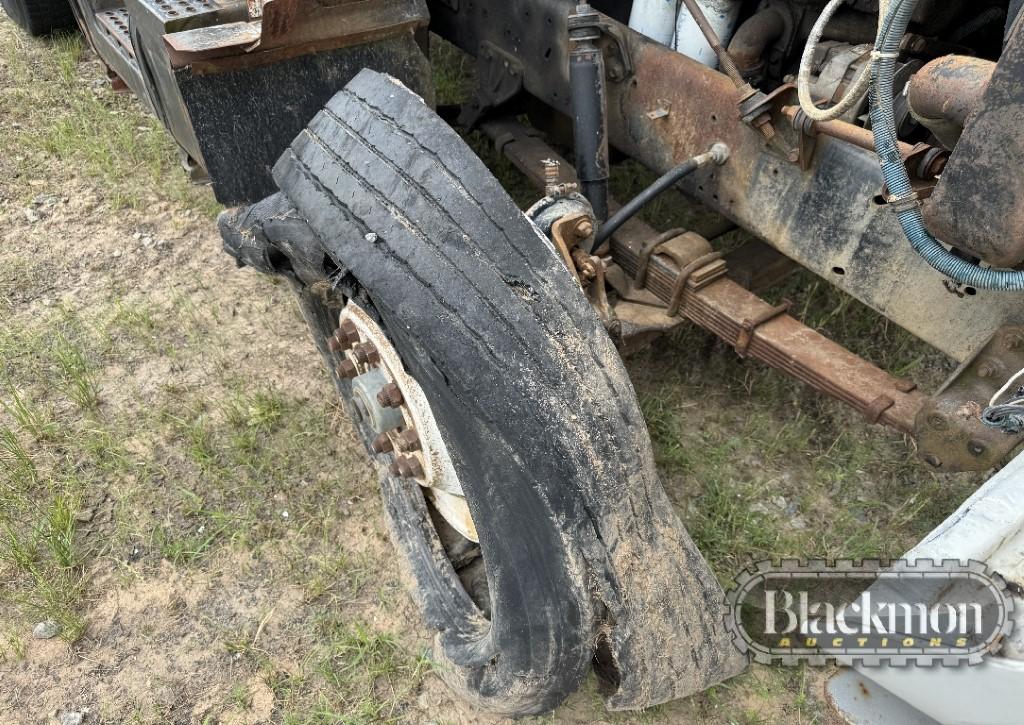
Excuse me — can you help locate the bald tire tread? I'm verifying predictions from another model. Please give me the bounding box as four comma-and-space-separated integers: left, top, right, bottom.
272, 69, 744, 716
2, 0, 76, 36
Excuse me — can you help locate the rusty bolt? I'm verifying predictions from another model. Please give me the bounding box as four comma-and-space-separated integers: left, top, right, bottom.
575, 219, 594, 239
370, 433, 393, 454
396, 429, 421, 452
967, 440, 987, 457
926, 413, 948, 431
388, 455, 424, 478
352, 342, 380, 366
923, 454, 942, 468
377, 383, 403, 408
335, 359, 358, 379
332, 319, 360, 351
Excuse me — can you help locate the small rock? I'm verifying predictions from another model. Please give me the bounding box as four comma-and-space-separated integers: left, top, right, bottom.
133, 232, 142, 240
788, 516, 808, 531
59, 711, 84, 725
33, 620, 60, 639
24, 207, 41, 223
73, 508, 95, 523
771, 495, 787, 510
784, 501, 799, 516
112, 250, 122, 258
281, 510, 289, 519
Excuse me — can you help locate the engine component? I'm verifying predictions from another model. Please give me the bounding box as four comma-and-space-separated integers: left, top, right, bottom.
906, 55, 995, 149
798, 0, 885, 122
917, 24, 1024, 269
675, 0, 742, 68
727, 4, 788, 79
871, 0, 1024, 289
803, 40, 873, 122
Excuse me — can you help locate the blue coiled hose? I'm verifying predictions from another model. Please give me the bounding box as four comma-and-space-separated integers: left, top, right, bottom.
870, 0, 1024, 290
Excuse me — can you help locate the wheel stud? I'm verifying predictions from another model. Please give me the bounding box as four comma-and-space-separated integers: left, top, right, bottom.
396, 429, 421, 451
371, 433, 393, 453
377, 382, 403, 408
336, 359, 358, 379
389, 455, 423, 478
353, 342, 380, 365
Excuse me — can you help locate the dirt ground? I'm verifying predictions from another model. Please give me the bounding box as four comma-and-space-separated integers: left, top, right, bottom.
0, 16, 987, 725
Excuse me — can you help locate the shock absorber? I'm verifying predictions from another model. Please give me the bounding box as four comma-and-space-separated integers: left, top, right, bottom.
568, 2, 610, 224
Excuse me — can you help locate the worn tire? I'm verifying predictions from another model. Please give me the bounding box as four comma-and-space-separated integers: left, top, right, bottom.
1, 0, 76, 36
267, 69, 745, 715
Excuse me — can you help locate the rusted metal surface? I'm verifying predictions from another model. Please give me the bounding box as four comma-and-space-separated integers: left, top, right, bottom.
489, 117, 926, 436
906, 55, 995, 149
914, 326, 1024, 472
922, 22, 1024, 269
164, 0, 429, 72
433, 1, 1024, 361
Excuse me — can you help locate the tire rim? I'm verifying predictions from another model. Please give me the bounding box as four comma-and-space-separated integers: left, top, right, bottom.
333, 301, 478, 543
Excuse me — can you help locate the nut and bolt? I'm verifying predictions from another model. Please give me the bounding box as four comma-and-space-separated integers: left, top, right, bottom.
352, 342, 380, 366
377, 383, 404, 408
571, 248, 598, 280
395, 429, 421, 452
389, 455, 424, 478
335, 359, 358, 379
370, 433, 393, 454
329, 320, 360, 352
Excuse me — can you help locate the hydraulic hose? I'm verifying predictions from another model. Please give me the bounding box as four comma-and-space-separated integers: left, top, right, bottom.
593, 143, 729, 247
870, 0, 1024, 289
797, 0, 888, 121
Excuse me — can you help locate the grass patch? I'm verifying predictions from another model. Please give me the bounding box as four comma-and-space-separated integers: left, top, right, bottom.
0, 20, 218, 214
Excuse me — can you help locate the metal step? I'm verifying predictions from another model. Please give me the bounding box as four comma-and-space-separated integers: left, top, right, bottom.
95, 9, 135, 62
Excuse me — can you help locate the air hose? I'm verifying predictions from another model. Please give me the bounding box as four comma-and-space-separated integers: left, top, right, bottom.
869, 0, 1024, 290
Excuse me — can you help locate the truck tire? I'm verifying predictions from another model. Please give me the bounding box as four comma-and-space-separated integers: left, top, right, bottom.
226, 69, 745, 716
1, 0, 76, 36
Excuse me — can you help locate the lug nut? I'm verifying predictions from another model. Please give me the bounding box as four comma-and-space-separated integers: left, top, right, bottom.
377, 383, 403, 408
332, 319, 360, 351
352, 342, 380, 366
370, 433, 393, 454
388, 455, 423, 478
396, 429, 421, 452
335, 359, 358, 379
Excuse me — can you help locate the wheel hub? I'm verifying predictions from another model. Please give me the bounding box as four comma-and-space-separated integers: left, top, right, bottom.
332, 302, 478, 543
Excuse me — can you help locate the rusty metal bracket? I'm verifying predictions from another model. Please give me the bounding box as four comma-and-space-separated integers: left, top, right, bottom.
915, 326, 1024, 471
735, 299, 791, 358
667, 252, 724, 317
634, 228, 685, 287
864, 395, 896, 425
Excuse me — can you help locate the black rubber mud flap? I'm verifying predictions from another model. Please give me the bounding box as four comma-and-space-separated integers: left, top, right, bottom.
1, 0, 76, 36
268, 69, 747, 714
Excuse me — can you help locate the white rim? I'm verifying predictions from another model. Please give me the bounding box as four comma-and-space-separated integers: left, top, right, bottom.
340, 302, 478, 542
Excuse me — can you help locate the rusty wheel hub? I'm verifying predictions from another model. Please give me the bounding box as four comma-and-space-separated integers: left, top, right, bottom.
333, 302, 478, 542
